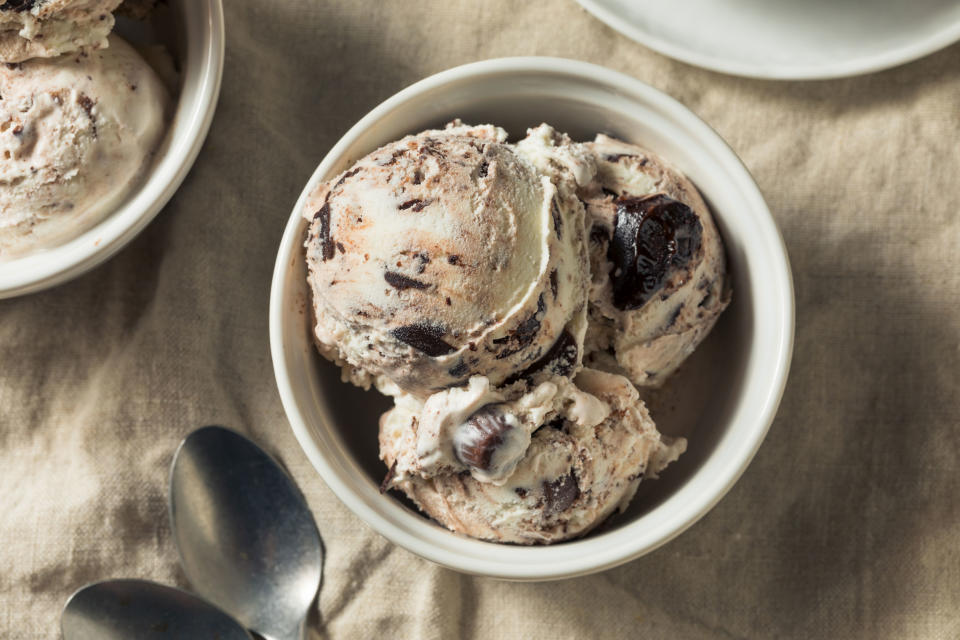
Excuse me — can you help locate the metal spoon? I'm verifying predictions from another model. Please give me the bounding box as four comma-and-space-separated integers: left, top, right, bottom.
61, 579, 252, 640
169, 426, 323, 640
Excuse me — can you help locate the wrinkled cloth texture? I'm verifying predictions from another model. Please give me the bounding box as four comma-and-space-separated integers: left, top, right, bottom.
2, 1, 959, 638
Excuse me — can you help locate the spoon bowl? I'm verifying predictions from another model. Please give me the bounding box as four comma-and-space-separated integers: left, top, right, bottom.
61, 579, 252, 640
169, 426, 323, 640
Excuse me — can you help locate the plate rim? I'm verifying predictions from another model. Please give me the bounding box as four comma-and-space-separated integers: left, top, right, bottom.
576, 0, 960, 80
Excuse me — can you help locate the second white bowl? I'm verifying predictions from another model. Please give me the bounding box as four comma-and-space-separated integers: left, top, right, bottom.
0, 0, 224, 298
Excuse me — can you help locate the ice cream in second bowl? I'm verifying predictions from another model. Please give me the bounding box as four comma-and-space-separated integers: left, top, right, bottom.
0, 0, 124, 63
302, 121, 729, 544
0, 34, 170, 260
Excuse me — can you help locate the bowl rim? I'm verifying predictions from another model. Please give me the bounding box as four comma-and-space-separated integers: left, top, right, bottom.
270, 56, 795, 580
0, 0, 226, 298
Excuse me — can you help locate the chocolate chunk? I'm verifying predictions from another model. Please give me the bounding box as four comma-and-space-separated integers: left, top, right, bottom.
380, 147, 409, 166
421, 140, 445, 158
76, 94, 96, 137
379, 461, 397, 494
334, 167, 361, 188
477, 160, 489, 178
384, 271, 430, 291
515, 487, 528, 498
551, 199, 563, 239
493, 295, 545, 357
542, 473, 579, 515
601, 187, 619, 199
312, 201, 335, 261
549, 269, 558, 299
77, 94, 94, 115
448, 360, 469, 378
412, 168, 424, 185
607, 194, 702, 311
546, 416, 566, 431
666, 304, 683, 328
447, 255, 460, 265
605, 153, 648, 166
514, 294, 545, 345
698, 288, 714, 308
0, 0, 37, 12
453, 405, 512, 471
399, 198, 433, 212
589, 224, 609, 246
515, 329, 579, 382
390, 323, 455, 356
532, 415, 565, 438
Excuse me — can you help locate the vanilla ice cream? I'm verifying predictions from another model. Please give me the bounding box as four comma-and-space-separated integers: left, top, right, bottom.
0, 0, 123, 63
303, 122, 725, 544
580, 134, 730, 387
380, 368, 684, 544
0, 35, 169, 260
303, 122, 590, 400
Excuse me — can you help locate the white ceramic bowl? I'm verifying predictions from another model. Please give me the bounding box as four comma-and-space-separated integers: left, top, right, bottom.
270, 57, 794, 581
0, 0, 224, 298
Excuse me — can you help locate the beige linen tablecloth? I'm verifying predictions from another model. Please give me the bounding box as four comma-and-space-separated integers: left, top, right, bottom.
3, 1, 959, 637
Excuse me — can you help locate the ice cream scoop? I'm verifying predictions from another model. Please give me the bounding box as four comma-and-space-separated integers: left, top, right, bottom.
303, 122, 725, 545
0, 34, 169, 260
0, 0, 123, 63
381, 375, 572, 486
580, 134, 729, 387
303, 122, 590, 400
380, 368, 684, 544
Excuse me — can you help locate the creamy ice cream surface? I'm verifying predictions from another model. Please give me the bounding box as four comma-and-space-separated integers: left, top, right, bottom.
380, 369, 684, 544
304, 121, 727, 544
0, 35, 169, 260
580, 134, 730, 387
382, 374, 587, 486
303, 123, 590, 400
0, 0, 123, 63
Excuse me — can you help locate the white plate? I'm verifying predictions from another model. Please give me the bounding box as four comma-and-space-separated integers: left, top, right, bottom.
0, 0, 224, 298
577, 0, 960, 79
